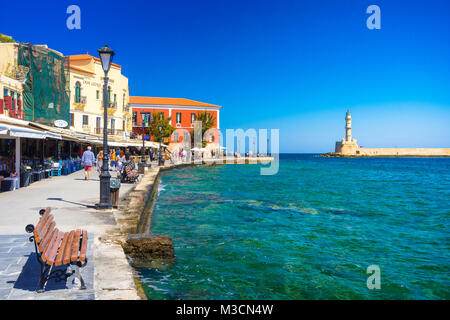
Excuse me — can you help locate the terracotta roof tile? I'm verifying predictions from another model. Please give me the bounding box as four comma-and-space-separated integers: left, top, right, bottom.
129, 96, 221, 108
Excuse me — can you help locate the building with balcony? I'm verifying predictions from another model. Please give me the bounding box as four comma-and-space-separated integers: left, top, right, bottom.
0, 74, 24, 120
68, 54, 131, 139
130, 96, 221, 151
0, 42, 69, 125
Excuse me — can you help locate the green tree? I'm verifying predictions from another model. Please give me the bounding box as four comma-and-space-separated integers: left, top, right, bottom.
147, 112, 175, 142
191, 111, 216, 147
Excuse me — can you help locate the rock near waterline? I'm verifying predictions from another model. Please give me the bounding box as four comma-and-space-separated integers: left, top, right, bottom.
123, 233, 175, 268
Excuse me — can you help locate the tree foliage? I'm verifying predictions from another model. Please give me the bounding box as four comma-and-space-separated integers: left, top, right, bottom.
191, 111, 216, 147
147, 112, 175, 142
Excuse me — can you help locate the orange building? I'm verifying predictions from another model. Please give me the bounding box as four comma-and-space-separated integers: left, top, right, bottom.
129, 96, 221, 149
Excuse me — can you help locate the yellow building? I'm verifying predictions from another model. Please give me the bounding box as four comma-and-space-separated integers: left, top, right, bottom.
68, 54, 132, 140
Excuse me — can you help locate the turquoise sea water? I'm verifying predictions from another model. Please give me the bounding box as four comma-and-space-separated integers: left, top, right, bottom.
138, 154, 450, 299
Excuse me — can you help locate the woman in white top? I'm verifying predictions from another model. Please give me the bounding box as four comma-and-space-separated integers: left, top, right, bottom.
116, 150, 126, 174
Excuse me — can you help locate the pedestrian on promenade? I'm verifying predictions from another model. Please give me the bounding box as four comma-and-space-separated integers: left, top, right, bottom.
125, 148, 131, 161
117, 150, 126, 173
182, 149, 187, 162
97, 150, 103, 172
110, 149, 116, 170
81, 146, 95, 180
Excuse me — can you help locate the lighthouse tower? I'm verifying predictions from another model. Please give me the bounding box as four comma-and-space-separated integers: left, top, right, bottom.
335, 109, 359, 154
345, 109, 352, 141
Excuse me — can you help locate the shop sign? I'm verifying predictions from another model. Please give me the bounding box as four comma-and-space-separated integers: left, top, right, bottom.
54, 119, 68, 128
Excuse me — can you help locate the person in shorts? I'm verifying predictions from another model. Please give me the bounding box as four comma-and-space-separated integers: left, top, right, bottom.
81, 146, 95, 180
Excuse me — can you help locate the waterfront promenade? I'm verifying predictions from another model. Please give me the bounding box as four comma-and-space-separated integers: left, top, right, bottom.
0, 169, 141, 300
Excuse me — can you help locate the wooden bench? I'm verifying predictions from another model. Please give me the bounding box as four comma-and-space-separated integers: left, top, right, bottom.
25, 207, 88, 293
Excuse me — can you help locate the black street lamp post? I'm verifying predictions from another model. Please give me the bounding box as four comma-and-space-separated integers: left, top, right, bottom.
140, 111, 149, 166
97, 45, 114, 209
158, 125, 163, 166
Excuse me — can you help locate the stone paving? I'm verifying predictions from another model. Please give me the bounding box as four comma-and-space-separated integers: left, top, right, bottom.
0, 169, 141, 300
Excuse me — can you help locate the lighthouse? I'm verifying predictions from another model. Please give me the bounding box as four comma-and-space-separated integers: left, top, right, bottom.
335, 109, 359, 154
345, 109, 352, 142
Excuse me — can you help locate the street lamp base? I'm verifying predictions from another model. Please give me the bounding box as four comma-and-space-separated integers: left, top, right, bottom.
96, 203, 113, 210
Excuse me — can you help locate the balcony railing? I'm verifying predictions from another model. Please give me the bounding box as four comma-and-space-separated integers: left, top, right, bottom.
101, 101, 117, 109
82, 125, 91, 133
94, 128, 124, 136
123, 104, 130, 113
107, 129, 124, 136
100, 101, 117, 115
74, 96, 87, 110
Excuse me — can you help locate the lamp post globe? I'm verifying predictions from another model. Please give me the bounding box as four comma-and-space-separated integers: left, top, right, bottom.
98, 45, 115, 73
97, 45, 115, 209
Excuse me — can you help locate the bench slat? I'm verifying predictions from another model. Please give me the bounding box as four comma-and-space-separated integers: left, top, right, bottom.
79, 230, 88, 262
63, 231, 75, 265
46, 231, 65, 265
70, 229, 81, 262
34, 209, 51, 237
34, 213, 53, 243
37, 214, 54, 244
41, 228, 58, 262
54, 232, 69, 267
38, 221, 55, 253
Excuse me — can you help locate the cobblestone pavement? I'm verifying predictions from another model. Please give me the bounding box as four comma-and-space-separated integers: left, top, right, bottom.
0, 234, 94, 300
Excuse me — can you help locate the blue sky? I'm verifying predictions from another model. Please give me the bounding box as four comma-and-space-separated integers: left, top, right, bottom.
2, 0, 449, 152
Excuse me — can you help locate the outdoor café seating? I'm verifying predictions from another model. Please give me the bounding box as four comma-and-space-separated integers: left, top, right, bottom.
50, 161, 62, 176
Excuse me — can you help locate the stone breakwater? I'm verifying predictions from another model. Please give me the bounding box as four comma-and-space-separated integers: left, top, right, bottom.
320, 151, 450, 157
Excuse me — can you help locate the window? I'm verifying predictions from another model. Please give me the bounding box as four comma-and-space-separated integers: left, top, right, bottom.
209, 133, 214, 142
96, 90, 100, 99
184, 131, 190, 142
70, 113, 74, 126
111, 118, 115, 130
3, 89, 8, 97
123, 120, 125, 131
114, 94, 116, 103
96, 117, 101, 129
82, 115, 88, 125
191, 113, 196, 123
75, 82, 81, 103
11, 91, 15, 110
123, 93, 126, 107
159, 113, 164, 120
107, 86, 111, 101
132, 112, 137, 125
174, 132, 179, 142
176, 112, 181, 124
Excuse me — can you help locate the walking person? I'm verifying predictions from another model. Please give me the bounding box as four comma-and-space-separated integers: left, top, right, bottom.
81, 146, 95, 180
125, 148, 131, 161
117, 150, 126, 176
110, 148, 116, 170
97, 150, 103, 173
